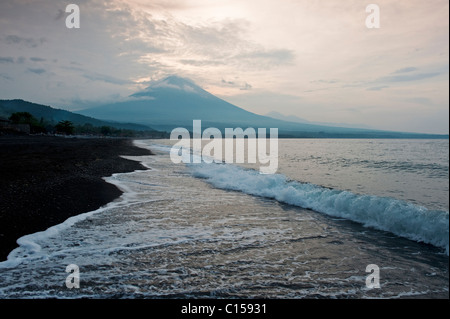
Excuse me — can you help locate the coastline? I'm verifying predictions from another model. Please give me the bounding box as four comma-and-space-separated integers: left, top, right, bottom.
0, 137, 448, 299
0, 135, 152, 262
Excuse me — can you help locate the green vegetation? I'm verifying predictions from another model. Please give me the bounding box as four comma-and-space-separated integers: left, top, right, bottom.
73, 122, 167, 137
55, 120, 75, 135
9, 112, 46, 133
0, 99, 168, 137
4, 111, 168, 137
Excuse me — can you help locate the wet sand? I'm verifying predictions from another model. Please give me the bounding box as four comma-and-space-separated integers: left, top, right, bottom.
0, 135, 152, 261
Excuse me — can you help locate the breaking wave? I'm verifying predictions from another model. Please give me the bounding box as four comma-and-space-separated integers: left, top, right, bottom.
188, 162, 449, 255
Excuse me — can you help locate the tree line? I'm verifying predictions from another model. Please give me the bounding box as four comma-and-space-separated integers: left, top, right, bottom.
7, 112, 168, 137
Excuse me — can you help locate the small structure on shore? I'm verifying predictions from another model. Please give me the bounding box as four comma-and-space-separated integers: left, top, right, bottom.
0, 116, 30, 134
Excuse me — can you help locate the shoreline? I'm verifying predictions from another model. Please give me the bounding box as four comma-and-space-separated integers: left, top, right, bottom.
0, 135, 152, 262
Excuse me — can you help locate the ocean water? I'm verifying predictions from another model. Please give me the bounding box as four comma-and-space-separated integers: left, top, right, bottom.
0, 138, 448, 298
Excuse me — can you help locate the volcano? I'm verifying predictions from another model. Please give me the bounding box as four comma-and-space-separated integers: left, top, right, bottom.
77, 76, 445, 138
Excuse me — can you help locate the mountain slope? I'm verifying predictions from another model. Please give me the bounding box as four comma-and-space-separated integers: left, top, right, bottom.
265, 111, 373, 129
79, 76, 282, 129
0, 99, 154, 131
77, 76, 446, 138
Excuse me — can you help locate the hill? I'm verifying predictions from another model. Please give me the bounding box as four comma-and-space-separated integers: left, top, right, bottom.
0, 99, 154, 132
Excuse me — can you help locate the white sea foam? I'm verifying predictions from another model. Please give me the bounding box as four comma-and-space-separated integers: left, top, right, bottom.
0, 208, 104, 269
187, 161, 449, 255
0, 140, 447, 298
0, 171, 143, 269
148, 140, 449, 254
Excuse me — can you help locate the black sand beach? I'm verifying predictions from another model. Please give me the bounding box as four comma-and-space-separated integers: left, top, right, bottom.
0, 135, 152, 261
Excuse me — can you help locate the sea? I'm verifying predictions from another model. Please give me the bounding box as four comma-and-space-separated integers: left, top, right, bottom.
0, 138, 448, 299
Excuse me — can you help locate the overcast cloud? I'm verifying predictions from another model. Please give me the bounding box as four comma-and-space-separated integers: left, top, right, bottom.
0, 0, 448, 134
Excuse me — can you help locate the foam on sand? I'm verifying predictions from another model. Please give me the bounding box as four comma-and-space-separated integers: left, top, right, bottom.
0, 171, 143, 269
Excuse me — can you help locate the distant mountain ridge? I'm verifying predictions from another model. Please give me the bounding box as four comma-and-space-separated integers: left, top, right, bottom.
265, 111, 374, 129
77, 76, 448, 139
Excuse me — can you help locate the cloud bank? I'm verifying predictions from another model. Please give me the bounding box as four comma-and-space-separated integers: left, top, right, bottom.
0, 0, 448, 133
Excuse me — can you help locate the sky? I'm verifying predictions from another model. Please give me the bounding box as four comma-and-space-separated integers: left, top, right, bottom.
0, 0, 448, 134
